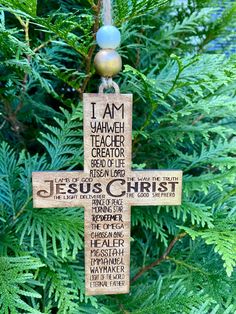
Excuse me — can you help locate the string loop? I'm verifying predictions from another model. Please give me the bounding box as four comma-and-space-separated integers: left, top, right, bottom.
99, 78, 120, 94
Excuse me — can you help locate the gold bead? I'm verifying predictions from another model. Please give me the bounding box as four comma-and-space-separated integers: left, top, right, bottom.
94, 49, 122, 77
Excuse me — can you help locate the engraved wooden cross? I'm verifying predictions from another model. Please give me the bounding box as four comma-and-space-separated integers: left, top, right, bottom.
32, 90, 182, 296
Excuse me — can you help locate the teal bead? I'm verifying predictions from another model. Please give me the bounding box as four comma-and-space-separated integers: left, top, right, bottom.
96, 25, 121, 49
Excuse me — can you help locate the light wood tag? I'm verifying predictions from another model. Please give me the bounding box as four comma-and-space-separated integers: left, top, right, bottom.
32, 92, 182, 295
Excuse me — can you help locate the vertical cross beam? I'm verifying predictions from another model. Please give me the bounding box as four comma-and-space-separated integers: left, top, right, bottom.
32, 92, 182, 296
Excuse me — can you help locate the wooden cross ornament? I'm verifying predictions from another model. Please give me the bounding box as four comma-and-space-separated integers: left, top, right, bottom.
32, 85, 182, 295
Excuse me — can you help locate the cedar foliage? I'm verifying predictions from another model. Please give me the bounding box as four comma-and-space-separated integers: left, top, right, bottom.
0, 0, 236, 313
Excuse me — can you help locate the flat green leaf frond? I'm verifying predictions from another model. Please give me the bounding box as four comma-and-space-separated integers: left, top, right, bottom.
16, 207, 84, 258
0, 256, 43, 314
184, 169, 236, 195
132, 206, 169, 245
34, 12, 94, 57
115, 0, 168, 24
41, 265, 82, 314
48, 65, 87, 91
0, 142, 22, 215
0, 0, 37, 16
18, 151, 48, 196
119, 278, 214, 314
206, 2, 236, 48
0, 142, 19, 179
169, 201, 214, 228
182, 217, 236, 277
39, 106, 83, 169
156, 54, 232, 97
177, 140, 236, 171
0, 230, 22, 255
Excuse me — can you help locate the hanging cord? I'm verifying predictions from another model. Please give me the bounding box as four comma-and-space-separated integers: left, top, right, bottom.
101, 0, 115, 89
102, 0, 112, 25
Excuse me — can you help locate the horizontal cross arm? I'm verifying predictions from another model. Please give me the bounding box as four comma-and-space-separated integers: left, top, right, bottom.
126, 170, 182, 206
32, 171, 89, 208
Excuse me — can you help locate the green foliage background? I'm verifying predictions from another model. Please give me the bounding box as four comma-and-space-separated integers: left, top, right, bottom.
0, 0, 236, 313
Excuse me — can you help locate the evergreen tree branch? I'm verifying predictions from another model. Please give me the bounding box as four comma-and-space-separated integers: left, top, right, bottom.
0, 95, 21, 136
79, 0, 102, 97
15, 18, 30, 115
164, 56, 182, 98
132, 55, 199, 151
191, 114, 204, 125
131, 232, 187, 283
33, 36, 56, 53
0, 120, 6, 130
0, 1, 236, 311
13, 196, 32, 221
167, 257, 210, 276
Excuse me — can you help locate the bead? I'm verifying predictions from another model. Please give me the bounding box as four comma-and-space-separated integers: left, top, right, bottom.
94, 49, 122, 77
96, 25, 121, 49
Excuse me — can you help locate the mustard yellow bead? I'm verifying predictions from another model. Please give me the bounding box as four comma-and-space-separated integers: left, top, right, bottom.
94, 49, 122, 77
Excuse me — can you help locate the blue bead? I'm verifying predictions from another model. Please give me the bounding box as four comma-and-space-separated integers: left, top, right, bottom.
96, 25, 121, 49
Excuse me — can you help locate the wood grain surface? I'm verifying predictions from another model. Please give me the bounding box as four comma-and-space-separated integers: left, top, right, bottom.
32, 93, 182, 295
